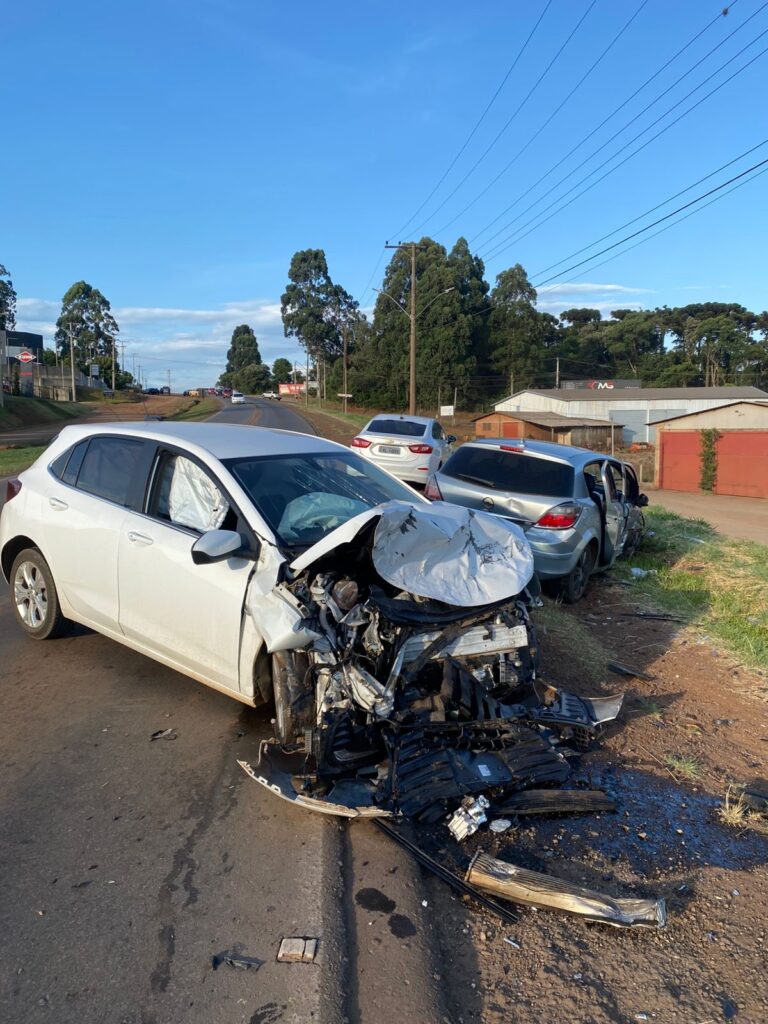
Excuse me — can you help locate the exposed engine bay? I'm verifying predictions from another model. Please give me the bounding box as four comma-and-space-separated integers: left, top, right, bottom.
240, 501, 623, 821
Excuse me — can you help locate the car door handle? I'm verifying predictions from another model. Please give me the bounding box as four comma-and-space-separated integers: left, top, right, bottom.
49, 496, 68, 511
127, 531, 153, 546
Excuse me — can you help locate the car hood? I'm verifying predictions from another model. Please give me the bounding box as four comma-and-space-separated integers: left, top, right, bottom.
289, 499, 534, 607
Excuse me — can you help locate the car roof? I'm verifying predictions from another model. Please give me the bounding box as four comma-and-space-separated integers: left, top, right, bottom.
365, 413, 434, 425
457, 437, 612, 467
48, 421, 346, 461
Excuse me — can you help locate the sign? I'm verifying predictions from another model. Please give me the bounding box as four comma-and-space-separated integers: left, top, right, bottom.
587, 380, 615, 390
440, 405, 455, 417
337, 393, 353, 399
278, 382, 305, 396
91, 364, 100, 378
18, 350, 34, 363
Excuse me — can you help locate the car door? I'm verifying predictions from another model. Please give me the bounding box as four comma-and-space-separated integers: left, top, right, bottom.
42, 435, 153, 630
600, 462, 628, 565
117, 449, 255, 690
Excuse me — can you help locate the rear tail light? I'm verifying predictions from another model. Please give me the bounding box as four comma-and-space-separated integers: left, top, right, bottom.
536, 502, 581, 529
408, 443, 433, 454
351, 437, 371, 448
424, 478, 442, 501
5, 479, 22, 503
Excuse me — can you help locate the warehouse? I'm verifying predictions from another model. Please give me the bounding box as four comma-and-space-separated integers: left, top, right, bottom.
494, 386, 768, 445
653, 401, 768, 498
473, 410, 620, 449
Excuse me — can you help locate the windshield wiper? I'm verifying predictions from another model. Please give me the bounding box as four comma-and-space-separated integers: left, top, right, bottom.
454, 472, 497, 489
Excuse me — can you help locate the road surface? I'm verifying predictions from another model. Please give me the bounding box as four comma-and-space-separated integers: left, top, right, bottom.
0, 397, 455, 1024
650, 488, 768, 545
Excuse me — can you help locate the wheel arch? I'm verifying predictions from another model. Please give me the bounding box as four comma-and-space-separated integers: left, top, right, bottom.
1, 536, 41, 583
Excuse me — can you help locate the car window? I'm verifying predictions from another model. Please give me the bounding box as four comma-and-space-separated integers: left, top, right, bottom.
583, 462, 604, 497
75, 437, 147, 506
149, 452, 231, 532
442, 447, 574, 496
366, 419, 426, 437
431, 422, 443, 440
604, 463, 620, 500
224, 451, 422, 548
50, 439, 89, 485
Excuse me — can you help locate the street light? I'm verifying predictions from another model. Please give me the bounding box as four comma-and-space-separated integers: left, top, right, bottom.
374, 286, 454, 414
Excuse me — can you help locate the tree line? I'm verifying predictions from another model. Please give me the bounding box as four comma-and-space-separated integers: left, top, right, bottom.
277, 239, 768, 410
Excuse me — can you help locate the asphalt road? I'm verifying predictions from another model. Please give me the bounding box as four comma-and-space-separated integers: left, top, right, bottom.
0, 397, 451, 1024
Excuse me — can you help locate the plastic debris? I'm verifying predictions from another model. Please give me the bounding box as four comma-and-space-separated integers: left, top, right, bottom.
212, 949, 264, 971
150, 728, 176, 741
489, 818, 512, 834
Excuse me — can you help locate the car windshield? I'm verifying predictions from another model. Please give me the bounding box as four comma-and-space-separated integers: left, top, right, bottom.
224, 451, 422, 549
442, 447, 574, 497
365, 419, 426, 437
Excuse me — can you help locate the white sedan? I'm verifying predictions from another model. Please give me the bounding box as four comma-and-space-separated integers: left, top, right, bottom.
1, 422, 606, 818
350, 414, 455, 485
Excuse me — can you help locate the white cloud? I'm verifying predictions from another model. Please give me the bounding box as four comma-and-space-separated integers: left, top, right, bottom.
536, 281, 651, 318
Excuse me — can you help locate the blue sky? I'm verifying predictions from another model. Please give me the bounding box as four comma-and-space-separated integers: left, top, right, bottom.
3, 0, 767, 388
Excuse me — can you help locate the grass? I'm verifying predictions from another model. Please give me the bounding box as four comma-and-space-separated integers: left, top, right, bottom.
718, 785, 768, 835
299, 399, 371, 431
0, 445, 47, 476
168, 397, 220, 422
534, 598, 609, 687
0, 395, 80, 430
616, 506, 768, 672
665, 753, 702, 780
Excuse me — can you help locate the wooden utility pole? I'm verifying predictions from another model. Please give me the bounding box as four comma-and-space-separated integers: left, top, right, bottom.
385, 241, 427, 415
555, 357, 560, 389
342, 325, 348, 415
68, 326, 77, 402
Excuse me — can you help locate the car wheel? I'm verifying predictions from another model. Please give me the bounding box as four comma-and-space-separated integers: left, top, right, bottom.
10, 548, 68, 639
559, 544, 597, 604
272, 650, 314, 744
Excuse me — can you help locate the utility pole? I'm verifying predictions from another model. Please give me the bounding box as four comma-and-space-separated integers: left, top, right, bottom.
555, 357, 560, 389
342, 325, 349, 415
305, 351, 309, 406
0, 329, 5, 409
68, 326, 77, 402
167, 368, 171, 393
385, 241, 427, 415
509, 372, 514, 397
111, 337, 116, 392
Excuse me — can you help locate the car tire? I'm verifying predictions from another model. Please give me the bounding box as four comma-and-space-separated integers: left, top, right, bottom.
272, 650, 314, 744
558, 543, 597, 604
10, 548, 68, 639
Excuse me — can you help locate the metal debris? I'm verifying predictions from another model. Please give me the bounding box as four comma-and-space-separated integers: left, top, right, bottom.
447, 795, 490, 841
496, 789, 616, 816
608, 662, 656, 682
211, 949, 264, 971
489, 818, 512, 833
150, 728, 176, 741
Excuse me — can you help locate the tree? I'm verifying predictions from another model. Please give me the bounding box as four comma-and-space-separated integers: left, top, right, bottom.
224, 324, 261, 375
54, 281, 119, 374
272, 357, 294, 383
237, 362, 272, 394
281, 250, 338, 363
487, 264, 542, 389
0, 263, 17, 331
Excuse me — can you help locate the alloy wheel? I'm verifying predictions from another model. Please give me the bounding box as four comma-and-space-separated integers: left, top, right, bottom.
14, 561, 48, 629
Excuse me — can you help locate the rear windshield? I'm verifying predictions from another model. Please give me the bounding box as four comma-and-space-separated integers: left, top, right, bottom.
366, 419, 425, 437
442, 446, 574, 497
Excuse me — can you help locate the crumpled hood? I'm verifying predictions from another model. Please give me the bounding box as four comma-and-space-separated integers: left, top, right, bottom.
290, 500, 534, 607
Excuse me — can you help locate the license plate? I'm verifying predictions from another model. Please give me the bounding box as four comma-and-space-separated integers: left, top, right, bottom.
378, 445, 401, 455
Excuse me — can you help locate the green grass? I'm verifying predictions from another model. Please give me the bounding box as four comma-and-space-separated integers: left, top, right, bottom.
534, 598, 609, 686
0, 395, 80, 430
304, 400, 371, 431
168, 397, 220, 421
0, 445, 47, 476
617, 507, 768, 671
665, 753, 702, 780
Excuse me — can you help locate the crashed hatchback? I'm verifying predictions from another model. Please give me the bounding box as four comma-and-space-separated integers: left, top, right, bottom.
1, 422, 621, 819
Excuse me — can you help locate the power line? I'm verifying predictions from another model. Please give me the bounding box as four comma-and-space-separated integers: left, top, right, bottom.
482, 27, 768, 263
530, 138, 768, 284
537, 158, 768, 298
407, 0, 598, 237
388, 0, 553, 240
433, 0, 651, 237
470, 1, 741, 248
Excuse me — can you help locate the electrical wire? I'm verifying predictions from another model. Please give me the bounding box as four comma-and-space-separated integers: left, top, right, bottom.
530, 138, 768, 284
469, 1, 741, 248
482, 28, 768, 263
388, 0, 553, 240
433, 0, 651, 237
407, 0, 599, 237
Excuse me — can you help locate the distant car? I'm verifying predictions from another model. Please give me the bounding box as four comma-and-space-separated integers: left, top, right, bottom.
262, 391, 281, 401
160, 386, 171, 396
143, 387, 160, 396
222, 388, 233, 398
426, 438, 648, 602
231, 391, 245, 405
350, 415, 456, 485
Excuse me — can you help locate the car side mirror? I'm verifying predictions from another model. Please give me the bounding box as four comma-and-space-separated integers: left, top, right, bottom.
191, 529, 249, 565
446, 435, 457, 444
638, 493, 649, 507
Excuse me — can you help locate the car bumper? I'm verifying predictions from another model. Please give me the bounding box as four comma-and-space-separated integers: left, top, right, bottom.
525, 527, 587, 580
360, 451, 432, 483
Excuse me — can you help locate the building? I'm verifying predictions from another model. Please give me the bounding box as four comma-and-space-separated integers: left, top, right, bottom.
1, 329, 44, 361
653, 401, 768, 498
494, 386, 768, 445
473, 410, 620, 449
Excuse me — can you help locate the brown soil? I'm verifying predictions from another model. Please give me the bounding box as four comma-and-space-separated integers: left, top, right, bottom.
81, 394, 208, 422
421, 580, 768, 1024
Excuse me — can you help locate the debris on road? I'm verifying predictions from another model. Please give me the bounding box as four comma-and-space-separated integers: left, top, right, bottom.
465, 852, 667, 929
495, 789, 616, 816
447, 795, 490, 841
211, 949, 264, 971
150, 728, 176, 741
277, 937, 318, 963
489, 818, 512, 833
608, 661, 656, 682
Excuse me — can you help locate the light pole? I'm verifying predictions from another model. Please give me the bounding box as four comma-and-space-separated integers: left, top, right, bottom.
375, 286, 454, 414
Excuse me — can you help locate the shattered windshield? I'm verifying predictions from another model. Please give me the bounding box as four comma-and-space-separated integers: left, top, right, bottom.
224, 451, 422, 547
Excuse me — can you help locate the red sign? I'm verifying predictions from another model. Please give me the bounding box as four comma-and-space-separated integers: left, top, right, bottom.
278, 382, 305, 396
18, 350, 35, 363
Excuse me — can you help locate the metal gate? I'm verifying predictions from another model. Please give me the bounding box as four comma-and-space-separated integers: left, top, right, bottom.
658, 432, 701, 492
659, 430, 768, 497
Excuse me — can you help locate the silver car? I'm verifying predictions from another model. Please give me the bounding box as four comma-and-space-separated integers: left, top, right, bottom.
351, 414, 456, 485
426, 438, 648, 602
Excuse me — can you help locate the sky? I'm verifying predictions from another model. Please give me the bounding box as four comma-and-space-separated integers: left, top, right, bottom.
3, 0, 768, 388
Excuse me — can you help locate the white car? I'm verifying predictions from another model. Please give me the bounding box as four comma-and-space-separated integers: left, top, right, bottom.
1, 422, 621, 818
231, 391, 245, 404
350, 414, 455, 485
262, 391, 281, 401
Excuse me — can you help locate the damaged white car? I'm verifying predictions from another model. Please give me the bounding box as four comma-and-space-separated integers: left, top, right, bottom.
1, 422, 622, 819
